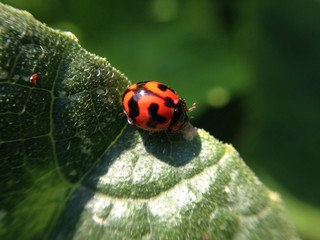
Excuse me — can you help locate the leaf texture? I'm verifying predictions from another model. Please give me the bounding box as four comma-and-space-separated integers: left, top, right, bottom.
0, 3, 299, 240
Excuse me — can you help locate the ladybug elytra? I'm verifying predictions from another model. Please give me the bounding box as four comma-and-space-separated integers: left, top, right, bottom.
122, 81, 192, 132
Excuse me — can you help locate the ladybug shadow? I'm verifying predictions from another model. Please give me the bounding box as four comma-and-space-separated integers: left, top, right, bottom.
139, 129, 202, 167
49, 127, 201, 239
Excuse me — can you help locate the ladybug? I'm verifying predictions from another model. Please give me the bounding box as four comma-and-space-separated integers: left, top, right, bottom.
122, 81, 193, 132
29, 73, 39, 85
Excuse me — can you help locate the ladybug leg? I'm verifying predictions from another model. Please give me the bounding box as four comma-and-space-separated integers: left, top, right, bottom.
127, 117, 134, 125
119, 112, 126, 118
119, 110, 134, 125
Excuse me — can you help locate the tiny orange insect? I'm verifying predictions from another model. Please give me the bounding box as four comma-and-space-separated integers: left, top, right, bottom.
29, 73, 39, 85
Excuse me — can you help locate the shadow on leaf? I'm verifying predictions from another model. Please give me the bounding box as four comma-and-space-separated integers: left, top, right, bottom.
139, 128, 202, 167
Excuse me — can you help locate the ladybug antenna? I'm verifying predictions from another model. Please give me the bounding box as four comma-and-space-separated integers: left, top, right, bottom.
188, 102, 196, 112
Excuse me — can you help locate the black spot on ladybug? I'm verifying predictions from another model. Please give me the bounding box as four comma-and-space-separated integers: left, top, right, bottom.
147, 103, 166, 128
128, 96, 139, 122
164, 97, 175, 108
157, 83, 168, 91
158, 83, 176, 95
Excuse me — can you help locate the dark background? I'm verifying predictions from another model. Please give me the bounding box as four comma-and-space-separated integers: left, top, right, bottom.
3, 0, 320, 239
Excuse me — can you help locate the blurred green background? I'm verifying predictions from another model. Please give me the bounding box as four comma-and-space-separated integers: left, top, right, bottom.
2, 0, 320, 239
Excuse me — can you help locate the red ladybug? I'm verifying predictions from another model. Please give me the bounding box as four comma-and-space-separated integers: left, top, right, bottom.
122, 81, 193, 132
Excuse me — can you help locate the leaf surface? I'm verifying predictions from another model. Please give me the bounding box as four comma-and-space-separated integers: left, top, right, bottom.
0, 3, 299, 240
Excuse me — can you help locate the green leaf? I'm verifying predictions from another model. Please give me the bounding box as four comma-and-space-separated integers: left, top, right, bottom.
0, 3, 299, 240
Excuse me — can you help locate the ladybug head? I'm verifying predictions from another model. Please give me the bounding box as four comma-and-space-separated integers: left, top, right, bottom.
168, 98, 189, 132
